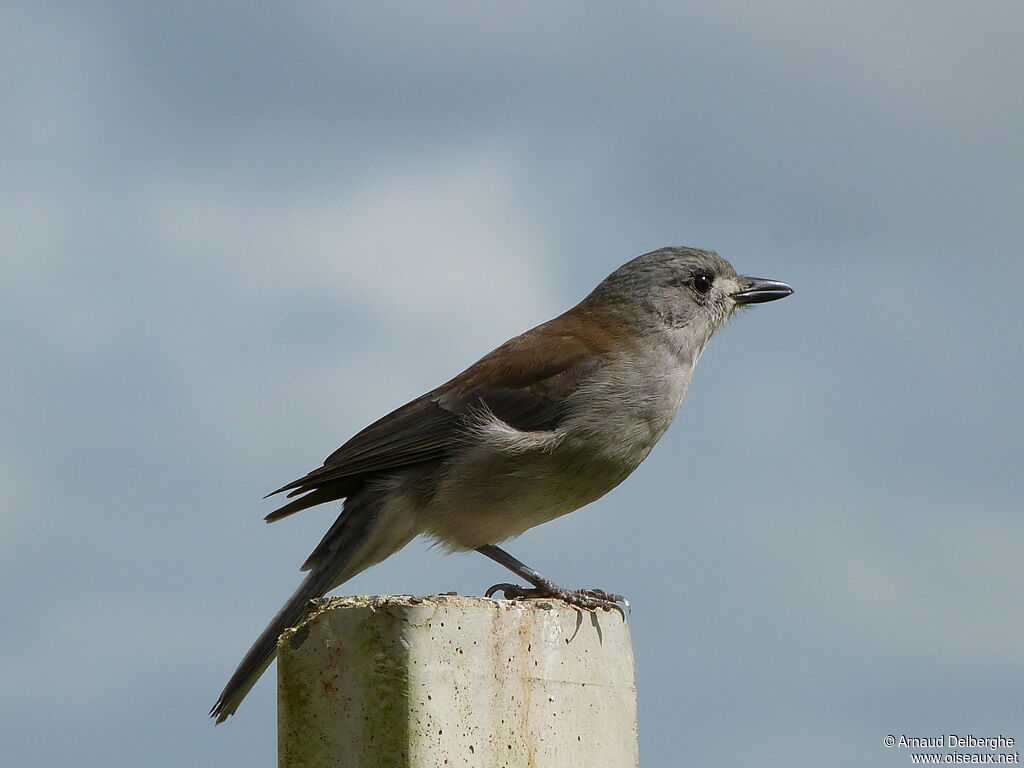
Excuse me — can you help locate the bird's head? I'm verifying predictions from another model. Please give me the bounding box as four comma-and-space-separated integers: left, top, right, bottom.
584, 245, 793, 358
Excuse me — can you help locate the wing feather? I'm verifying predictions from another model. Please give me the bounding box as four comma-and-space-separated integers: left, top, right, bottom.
264, 306, 621, 521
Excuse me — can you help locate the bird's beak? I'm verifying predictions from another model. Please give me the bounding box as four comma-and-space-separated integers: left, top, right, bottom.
732, 276, 794, 305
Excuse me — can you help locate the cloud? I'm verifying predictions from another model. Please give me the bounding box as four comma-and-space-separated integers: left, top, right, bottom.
124, 142, 564, 469
2, 3, 1022, 766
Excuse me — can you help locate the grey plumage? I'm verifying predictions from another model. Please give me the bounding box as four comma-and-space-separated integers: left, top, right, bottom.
211, 246, 792, 722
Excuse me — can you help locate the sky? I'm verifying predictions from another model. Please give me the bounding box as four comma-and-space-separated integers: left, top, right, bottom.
2, 2, 1022, 766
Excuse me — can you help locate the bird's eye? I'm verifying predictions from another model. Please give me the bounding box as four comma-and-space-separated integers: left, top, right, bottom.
693, 274, 713, 294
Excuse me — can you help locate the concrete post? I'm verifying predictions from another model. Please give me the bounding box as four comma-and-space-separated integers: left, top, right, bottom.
278, 594, 638, 768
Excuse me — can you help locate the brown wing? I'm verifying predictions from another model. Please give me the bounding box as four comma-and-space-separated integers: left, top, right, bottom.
263, 306, 621, 522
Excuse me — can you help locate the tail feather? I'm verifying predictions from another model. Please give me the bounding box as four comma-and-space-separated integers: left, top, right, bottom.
210, 567, 332, 723
211, 486, 420, 723
264, 479, 361, 523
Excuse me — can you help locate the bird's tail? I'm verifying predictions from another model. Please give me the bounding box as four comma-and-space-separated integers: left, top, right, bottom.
209, 566, 331, 724
210, 487, 419, 723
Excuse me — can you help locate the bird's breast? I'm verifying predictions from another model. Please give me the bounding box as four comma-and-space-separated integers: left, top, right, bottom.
562, 350, 694, 468
420, 351, 694, 551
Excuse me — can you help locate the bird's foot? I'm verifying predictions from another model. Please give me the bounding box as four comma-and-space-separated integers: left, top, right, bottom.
485, 582, 629, 617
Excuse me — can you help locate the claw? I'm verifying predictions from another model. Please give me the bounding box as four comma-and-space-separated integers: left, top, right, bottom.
485, 582, 534, 599
579, 588, 631, 615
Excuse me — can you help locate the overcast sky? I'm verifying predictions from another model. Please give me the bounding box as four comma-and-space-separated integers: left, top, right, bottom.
2, 2, 1022, 766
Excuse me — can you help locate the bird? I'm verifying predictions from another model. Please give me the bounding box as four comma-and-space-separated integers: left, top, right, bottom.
211, 245, 792, 723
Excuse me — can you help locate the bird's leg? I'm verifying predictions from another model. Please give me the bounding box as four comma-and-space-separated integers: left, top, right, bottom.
476, 544, 629, 616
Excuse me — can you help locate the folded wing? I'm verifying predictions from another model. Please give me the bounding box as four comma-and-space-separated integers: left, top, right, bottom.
263, 309, 617, 523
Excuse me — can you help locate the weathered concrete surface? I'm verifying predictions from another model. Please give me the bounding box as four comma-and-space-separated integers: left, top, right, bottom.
278, 594, 637, 768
